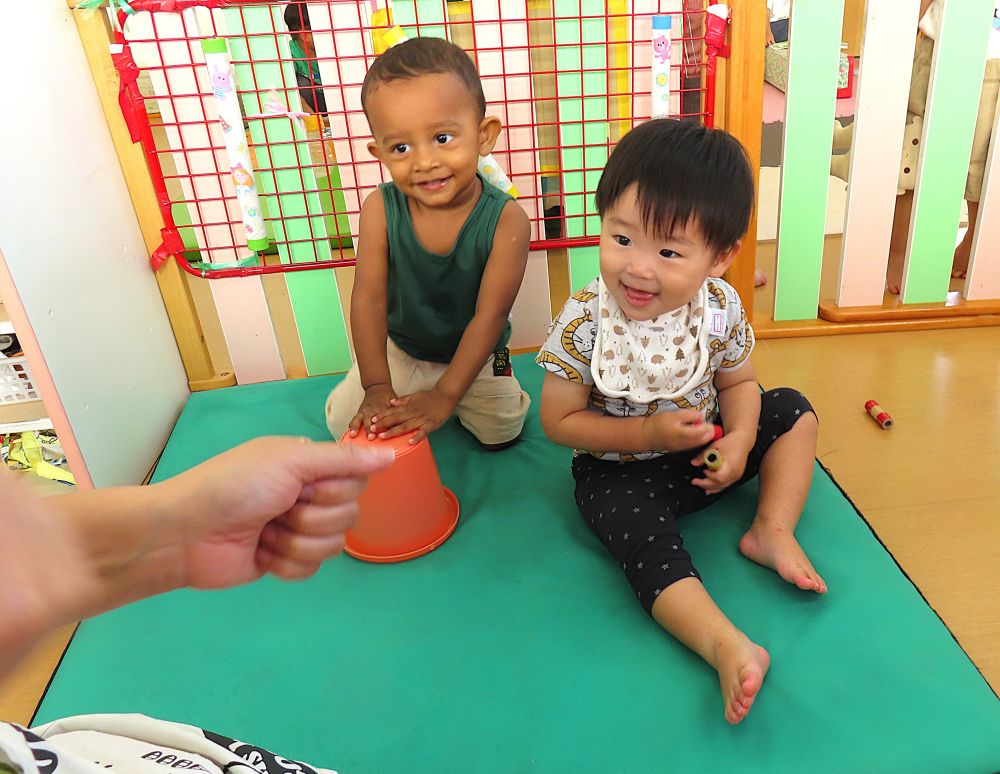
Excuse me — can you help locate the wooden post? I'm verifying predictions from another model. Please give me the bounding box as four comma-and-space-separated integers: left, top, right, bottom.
69, 4, 234, 391
719, 0, 765, 322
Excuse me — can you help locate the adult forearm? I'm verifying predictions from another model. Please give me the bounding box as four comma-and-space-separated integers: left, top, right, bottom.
51, 483, 185, 618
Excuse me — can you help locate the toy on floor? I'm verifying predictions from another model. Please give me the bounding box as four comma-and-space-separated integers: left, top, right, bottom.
864, 399, 893, 429
340, 429, 459, 562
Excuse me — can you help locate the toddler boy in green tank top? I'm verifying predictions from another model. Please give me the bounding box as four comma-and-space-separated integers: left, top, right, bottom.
325, 37, 531, 448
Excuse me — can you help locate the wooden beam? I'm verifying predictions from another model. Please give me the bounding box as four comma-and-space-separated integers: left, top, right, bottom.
818, 296, 1000, 322
720, 0, 765, 323
755, 313, 1000, 339
69, 4, 231, 390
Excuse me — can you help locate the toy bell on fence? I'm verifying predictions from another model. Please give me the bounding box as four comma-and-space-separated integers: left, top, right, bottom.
705, 3, 730, 55
703, 4, 730, 128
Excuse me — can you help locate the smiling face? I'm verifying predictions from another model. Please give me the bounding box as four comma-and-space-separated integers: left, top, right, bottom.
365, 72, 500, 211
599, 185, 739, 321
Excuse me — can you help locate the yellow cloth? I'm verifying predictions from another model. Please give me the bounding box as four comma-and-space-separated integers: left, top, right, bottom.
7, 431, 75, 485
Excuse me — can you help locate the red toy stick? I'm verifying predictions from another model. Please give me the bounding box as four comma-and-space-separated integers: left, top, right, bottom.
865, 400, 893, 429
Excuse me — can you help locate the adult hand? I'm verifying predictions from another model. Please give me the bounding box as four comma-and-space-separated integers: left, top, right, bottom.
641, 409, 717, 453
370, 387, 457, 443
690, 431, 754, 495
348, 383, 398, 440
159, 437, 395, 587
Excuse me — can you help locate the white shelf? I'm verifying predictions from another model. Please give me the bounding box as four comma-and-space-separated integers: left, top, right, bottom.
0, 302, 48, 433
0, 400, 51, 434
0, 416, 55, 434
0, 302, 14, 335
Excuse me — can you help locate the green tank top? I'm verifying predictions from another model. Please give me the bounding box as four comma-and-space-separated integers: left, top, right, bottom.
382, 176, 513, 363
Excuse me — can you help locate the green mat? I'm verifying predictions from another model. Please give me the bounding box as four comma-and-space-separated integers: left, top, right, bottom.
35, 357, 1000, 771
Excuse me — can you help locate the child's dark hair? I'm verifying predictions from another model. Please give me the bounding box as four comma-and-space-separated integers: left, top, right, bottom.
284, 2, 310, 33
361, 37, 486, 119
595, 119, 754, 254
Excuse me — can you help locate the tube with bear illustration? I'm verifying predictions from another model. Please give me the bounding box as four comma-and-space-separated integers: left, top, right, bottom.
651, 15, 671, 119
202, 37, 270, 253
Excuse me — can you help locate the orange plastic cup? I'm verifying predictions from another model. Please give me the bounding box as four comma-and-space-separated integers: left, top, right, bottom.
340, 430, 459, 563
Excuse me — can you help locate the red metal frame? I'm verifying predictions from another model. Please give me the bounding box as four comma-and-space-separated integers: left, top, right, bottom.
109, 0, 713, 278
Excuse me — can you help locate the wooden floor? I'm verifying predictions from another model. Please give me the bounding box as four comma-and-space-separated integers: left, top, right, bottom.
753, 327, 1000, 698
2, 329, 998, 726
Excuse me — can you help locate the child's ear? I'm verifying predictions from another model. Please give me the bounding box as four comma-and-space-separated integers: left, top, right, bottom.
367, 140, 382, 161
478, 115, 502, 155
709, 240, 741, 277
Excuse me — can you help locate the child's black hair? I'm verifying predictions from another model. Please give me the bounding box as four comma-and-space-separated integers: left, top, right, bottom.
595, 119, 755, 254
284, 2, 310, 33
361, 37, 486, 120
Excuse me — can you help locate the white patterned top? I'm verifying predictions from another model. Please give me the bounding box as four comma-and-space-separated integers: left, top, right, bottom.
537, 277, 754, 461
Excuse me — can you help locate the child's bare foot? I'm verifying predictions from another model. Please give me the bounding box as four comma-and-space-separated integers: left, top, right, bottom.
714, 635, 770, 724
951, 250, 969, 280
887, 249, 968, 290
739, 521, 828, 593
886, 250, 904, 295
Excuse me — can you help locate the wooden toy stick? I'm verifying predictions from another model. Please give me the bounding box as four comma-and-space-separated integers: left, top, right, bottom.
704, 423, 724, 470
865, 399, 893, 429
704, 448, 723, 471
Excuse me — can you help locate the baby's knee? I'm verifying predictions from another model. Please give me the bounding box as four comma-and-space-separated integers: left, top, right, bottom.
456, 382, 530, 447
762, 387, 817, 428
792, 408, 819, 436
626, 543, 700, 615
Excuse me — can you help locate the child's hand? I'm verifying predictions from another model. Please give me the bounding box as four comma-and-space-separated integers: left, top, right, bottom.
641, 409, 717, 452
371, 387, 458, 443
690, 432, 754, 495
348, 383, 397, 440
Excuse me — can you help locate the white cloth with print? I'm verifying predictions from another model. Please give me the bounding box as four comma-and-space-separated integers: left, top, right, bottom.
0, 715, 338, 774
766, 0, 790, 22
592, 278, 714, 404
920, 1, 1000, 59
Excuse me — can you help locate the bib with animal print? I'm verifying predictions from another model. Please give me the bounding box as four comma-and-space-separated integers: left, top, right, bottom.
591, 277, 711, 403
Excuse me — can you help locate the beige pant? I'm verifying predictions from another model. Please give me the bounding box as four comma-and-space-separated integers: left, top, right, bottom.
325, 338, 530, 445
907, 36, 1000, 202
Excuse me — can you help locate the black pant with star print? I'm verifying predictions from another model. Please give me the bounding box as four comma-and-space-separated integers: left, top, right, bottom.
571, 388, 816, 613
